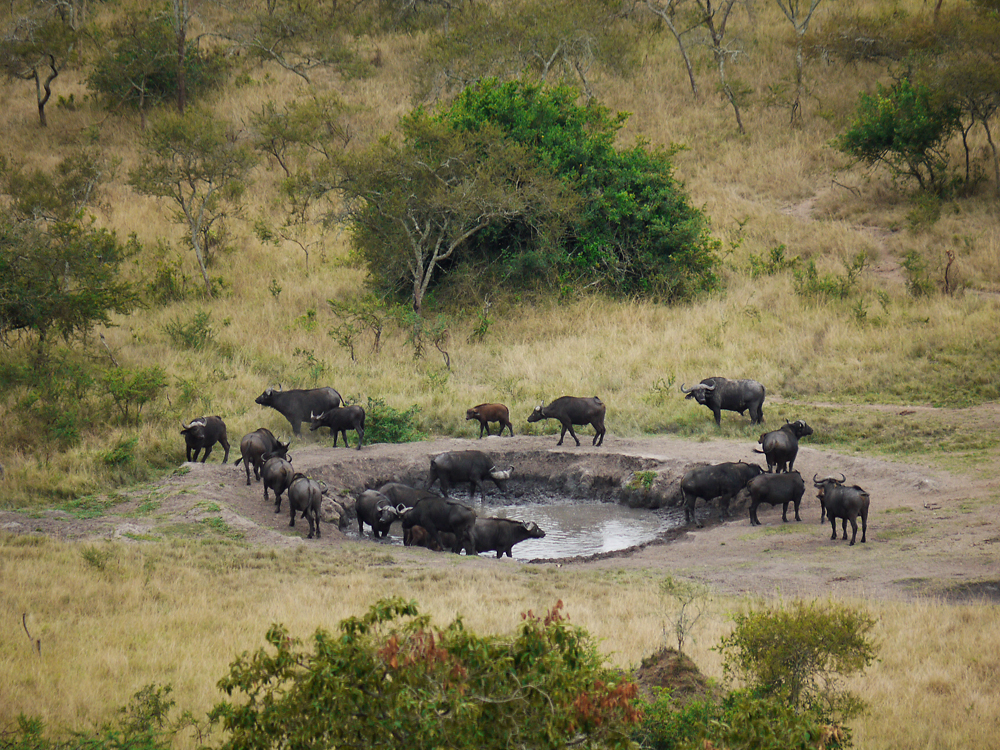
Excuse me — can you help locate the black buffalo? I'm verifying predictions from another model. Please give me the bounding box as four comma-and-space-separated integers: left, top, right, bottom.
427, 450, 512, 503
255, 386, 342, 435
309, 405, 366, 450
378, 482, 438, 510
400, 496, 477, 554
681, 377, 766, 426
754, 419, 813, 473
747, 471, 806, 526
180, 416, 230, 463
527, 396, 606, 446
470, 518, 545, 558
813, 474, 870, 545
356, 489, 399, 538
286, 473, 323, 539
234, 428, 289, 485
261, 455, 295, 510
680, 461, 765, 527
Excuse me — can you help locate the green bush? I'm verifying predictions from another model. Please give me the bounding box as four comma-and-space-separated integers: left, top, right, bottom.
716, 600, 878, 721
162, 311, 215, 351
363, 397, 426, 444
437, 80, 719, 303
100, 366, 168, 425
211, 599, 641, 750
837, 77, 960, 193
636, 688, 848, 750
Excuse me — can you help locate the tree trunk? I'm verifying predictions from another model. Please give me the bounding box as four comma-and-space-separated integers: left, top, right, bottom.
34, 57, 58, 128
983, 118, 1000, 198
174, 0, 187, 114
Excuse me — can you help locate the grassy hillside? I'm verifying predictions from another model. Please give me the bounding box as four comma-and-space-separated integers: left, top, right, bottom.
2, 0, 997, 504
2, 3, 1000, 748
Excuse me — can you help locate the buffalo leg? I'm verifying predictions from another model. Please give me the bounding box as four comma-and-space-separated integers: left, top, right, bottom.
860, 512, 867, 543
781, 502, 789, 523
829, 519, 837, 540
289, 506, 296, 528
793, 501, 801, 522
355, 427, 364, 450
848, 517, 859, 545
749, 504, 760, 526
841, 518, 849, 540
565, 423, 580, 446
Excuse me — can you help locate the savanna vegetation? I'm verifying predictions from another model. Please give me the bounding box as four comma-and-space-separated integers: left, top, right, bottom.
2, 0, 999, 748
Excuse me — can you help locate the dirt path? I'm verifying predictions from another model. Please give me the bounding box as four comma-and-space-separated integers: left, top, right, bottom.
2, 432, 998, 603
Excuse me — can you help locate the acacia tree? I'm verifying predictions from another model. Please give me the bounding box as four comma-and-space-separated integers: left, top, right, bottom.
336, 110, 573, 314
0, 1, 79, 127
644, 0, 703, 99
773, 0, 824, 123
692, 0, 747, 133
130, 109, 258, 297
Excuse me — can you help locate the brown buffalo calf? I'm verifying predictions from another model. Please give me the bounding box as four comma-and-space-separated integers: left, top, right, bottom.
465, 403, 514, 438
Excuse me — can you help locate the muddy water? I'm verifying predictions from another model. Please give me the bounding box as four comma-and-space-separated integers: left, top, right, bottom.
487, 502, 685, 560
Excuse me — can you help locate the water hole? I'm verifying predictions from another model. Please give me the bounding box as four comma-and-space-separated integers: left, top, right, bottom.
350, 488, 689, 561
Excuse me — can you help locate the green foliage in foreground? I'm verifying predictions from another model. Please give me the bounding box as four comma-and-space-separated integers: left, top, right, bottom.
362, 396, 426, 444
636, 688, 848, 750
210, 598, 641, 750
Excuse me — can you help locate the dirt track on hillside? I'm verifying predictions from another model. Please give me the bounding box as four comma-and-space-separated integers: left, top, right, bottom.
2, 426, 999, 603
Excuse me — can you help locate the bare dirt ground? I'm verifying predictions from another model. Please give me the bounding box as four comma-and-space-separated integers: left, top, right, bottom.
3, 424, 999, 603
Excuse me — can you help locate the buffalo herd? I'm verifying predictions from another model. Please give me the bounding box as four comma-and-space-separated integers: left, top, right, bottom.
180, 379, 870, 549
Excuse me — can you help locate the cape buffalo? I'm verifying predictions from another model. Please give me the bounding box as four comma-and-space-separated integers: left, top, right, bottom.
754, 419, 813, 473
527, 396, 606, 447
814, 474, 870, 545
466, 403, 514, 438
180, 416, 230, 463
286, 473, 323, 539
309, 405, 365, 450
400, 496, 477, 554
234, 428, 289, 485
261, 455, 295, 510
747, 471, 806, 526
680, 461, 765, 527
681, 378, 766, 426
255, 386, 342, 435
356, 489, 399, 538
470, 517, 545, 558
378, 483, 438, 510
404, 525, 443, 550
427, 450, 512, 503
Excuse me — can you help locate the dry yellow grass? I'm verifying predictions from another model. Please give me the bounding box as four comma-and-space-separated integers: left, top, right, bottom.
3, 537, 999, 750
2, 1, 999, 745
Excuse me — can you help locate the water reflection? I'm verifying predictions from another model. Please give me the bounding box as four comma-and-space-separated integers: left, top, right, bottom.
487, 503, 677, 560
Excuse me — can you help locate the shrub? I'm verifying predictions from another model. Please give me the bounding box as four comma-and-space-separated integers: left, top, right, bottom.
210, 599, 642, 750
100, 366, 168, 424
363, 397, 426, 444
716, 600, 878, 721
636, 688, 848, 750
162, 311, 215, 351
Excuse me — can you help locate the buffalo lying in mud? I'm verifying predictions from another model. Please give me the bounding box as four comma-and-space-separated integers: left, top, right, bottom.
427, 450, 512, 503
180, 416, 230, 463
680, 461, 765, 527
747, 471, 806, 526
234, 428, 289, 485
466, 403, 514, 438
814, 474, 870, 545
527, 396, 606, 447
754, 420, 813, 473
681, 378, 765, 426
309, 405, 365, 450
255, 385, 342, 436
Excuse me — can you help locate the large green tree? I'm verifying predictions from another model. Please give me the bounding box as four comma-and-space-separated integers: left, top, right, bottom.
439, 79, 719, 302
337, 110, 573, 313
0, 219, 140, 357
88, 9, 227, 128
